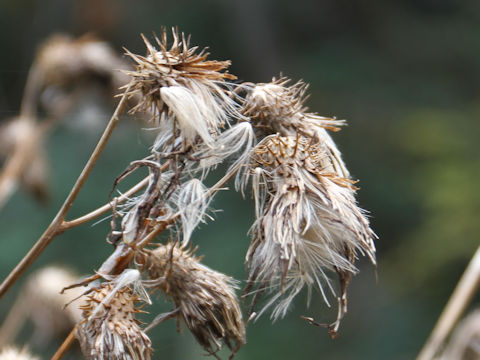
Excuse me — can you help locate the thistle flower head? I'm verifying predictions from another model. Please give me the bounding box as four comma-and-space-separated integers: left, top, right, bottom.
242, 78, 308, 124
76, 282, 152, 360
241, 77, 350, 177
139, 243, 246, 357
124, 28, 239, 147
245, 134, 376, 324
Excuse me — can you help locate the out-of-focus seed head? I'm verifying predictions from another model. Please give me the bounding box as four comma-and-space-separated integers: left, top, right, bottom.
25, 266, 84, 332
124, 28, 239, 147
245, 134, 376, 326
36, 34, 130, 89
0, 347, 39, 360
139, 243, 246, 357
76, 283, 152, 360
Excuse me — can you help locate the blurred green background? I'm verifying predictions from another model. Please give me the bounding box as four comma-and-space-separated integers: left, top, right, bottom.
1, 0, 480, 359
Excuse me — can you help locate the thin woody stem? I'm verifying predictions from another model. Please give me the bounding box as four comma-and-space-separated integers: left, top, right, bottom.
417, 246, 480, 360
0, 85, 132, 300
61, 175, 151, 230
62, 160, 172, 230
51, 325, 77, 360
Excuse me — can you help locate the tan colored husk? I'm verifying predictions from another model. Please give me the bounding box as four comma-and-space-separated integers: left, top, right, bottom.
76, 283, 152, 360
241, 77, 350, 178
139, 243, 246, 358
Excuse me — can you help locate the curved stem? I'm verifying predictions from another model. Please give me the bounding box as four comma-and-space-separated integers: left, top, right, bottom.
61, 175, 151, 230
0, 86, 131, 300
417, 246, 480, 360
51, 325, 77, 360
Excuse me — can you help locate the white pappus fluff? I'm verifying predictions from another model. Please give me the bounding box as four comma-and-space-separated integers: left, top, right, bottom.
174, 178, 212, 245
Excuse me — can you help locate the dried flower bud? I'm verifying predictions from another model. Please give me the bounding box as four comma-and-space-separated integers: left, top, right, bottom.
124, 28, 239, 147
76, 283, 152, 360
140, 243, 246, 357
0, 347, 39, 360
242, 77, 349, 177
245, 134, 376, 324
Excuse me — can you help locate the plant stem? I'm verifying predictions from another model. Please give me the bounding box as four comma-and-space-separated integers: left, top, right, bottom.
61, 175, 151, 230
417, 246, 480, 360
0, 86, 131, 300
51, 325, 77, 360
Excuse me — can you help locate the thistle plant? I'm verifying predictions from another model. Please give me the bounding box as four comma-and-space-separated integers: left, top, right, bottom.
0, 27, 377, 359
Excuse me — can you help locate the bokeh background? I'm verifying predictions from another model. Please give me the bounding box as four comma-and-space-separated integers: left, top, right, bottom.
1, 0, 480, 359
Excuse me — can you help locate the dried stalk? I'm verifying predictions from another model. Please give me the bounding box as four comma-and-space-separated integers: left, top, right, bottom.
61, 174, 151, 230
0, 85, 131, 299
417, 246, 480, 360
51, 325, 77, 360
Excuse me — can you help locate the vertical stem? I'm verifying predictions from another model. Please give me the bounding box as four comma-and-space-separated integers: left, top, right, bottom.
51, 325, 77, 360
417, 246, 480, 360
0, 86, 131, 300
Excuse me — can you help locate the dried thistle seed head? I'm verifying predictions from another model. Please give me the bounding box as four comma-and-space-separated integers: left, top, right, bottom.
124, 28, 239, 147
0, 347, 39, 360
76, 283, 152, 360
242, 78, 308, 123
241, 77, 350, 177
140, 243, 246, 357
245, 134, 376, 324
36, 34, 130, 90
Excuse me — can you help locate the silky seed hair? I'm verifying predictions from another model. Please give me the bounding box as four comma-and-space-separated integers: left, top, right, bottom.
245, 134, 376, 324
124, 28, 240, 148
241, 77, 350, 178
76, 282, 152, 360
138, 243, 246, 358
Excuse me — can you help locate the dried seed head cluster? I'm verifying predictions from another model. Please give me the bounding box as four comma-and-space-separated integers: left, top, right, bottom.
125, 28, 239, 147
51, 28, 378, 359
139, 243, 246, 357
240, 78, 376, 330
246, 134, 375, 322
76, 283, 152, 360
